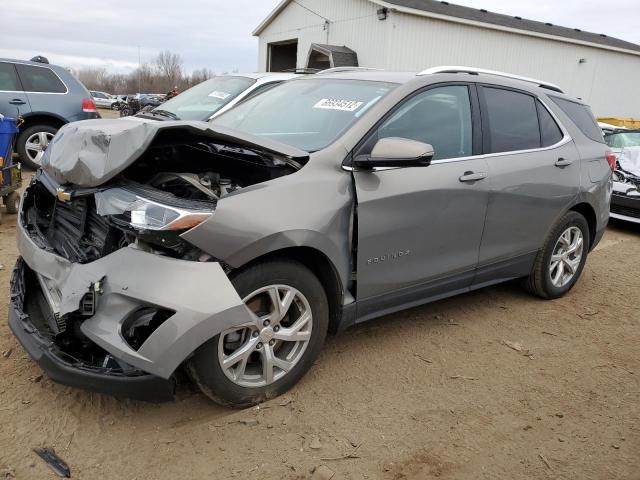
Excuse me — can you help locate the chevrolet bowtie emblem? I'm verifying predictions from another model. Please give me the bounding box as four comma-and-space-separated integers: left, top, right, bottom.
56, 187, 71, 202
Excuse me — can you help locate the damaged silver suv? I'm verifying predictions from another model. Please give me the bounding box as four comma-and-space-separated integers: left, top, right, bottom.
9, 67, 612, 406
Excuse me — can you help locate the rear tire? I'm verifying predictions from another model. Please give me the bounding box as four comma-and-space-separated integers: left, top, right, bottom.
16, 124, 59, 169
4, 191, 19, 214
525, 211, 589, 299
186, 259, 329, 407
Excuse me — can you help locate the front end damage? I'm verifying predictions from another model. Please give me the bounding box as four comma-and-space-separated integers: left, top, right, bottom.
9, 119, 309, 401
611, 148, 640, 224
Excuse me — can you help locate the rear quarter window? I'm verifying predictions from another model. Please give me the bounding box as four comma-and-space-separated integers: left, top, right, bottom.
0, 62, 21, 91
549, 96, 603, 143
16, 64, 67, 93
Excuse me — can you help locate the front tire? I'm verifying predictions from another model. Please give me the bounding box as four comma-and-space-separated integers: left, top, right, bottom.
186, 259, 329, 407
525, 211, 589, 299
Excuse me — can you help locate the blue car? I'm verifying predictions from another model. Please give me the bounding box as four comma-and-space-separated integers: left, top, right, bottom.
0, 57, 100, 169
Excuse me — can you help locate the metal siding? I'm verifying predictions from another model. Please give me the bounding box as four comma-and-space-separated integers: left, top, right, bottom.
257, 1, 640, 116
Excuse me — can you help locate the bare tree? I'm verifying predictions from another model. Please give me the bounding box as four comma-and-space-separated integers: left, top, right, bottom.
154, 50, 183, 92
71, 53, 217, 95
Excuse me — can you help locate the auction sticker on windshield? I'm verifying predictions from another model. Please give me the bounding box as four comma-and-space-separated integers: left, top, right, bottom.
313, 98, 364, 112
208, 91, 232, 100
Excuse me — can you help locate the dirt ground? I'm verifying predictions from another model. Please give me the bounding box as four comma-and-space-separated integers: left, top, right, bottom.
1, 121, 638, 479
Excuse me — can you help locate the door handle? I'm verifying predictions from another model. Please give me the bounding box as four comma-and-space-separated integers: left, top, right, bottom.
555, 157, 573, 167
9, 99, 26, 105
459, 171, 487, 183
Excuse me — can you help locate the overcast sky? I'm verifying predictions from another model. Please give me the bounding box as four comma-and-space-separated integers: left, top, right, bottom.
1, 0, 638, 74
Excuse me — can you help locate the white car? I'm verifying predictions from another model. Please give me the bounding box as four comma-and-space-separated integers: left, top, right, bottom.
137, 73, 301, 121
90, 91, 120, 110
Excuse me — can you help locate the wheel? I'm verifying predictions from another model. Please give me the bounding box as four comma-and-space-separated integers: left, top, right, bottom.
4, 191, 19, 214
120, 106, 131, 117
186, 259, 329, 407
16, 124, 58, 169
111, 102, 120, 111
525, 211, 589, 299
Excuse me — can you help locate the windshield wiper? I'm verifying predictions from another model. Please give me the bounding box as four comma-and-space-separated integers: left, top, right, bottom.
152, 109, 180, 120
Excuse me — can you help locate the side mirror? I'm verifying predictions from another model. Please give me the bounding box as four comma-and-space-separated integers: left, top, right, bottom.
353, 137, 434, 169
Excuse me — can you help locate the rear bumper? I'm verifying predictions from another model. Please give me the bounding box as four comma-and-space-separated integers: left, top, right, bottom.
9, 258, 175, 402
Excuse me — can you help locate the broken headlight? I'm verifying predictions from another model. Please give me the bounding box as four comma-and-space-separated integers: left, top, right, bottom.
95, 187, 212, 231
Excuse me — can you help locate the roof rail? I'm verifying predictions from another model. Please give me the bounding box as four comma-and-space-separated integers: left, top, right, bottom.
417, 66, 564, 93
316, 66, 382, 75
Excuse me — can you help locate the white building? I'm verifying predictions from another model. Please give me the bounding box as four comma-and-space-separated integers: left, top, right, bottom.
253, 0, 640, 117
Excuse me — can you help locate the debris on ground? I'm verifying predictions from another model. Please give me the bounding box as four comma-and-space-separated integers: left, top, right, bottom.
33, 447, 71, 478
538, 453, 552, 470
2, 349, 11, 359
450, 375, 479, 381
29, 375, 43, 383
0, 467, 16, 479
278, 395, 294, 406
413, 353, 433, 364
310, 465, 335, 480
502, 340, 534, 359
503, 340, 524, 352
239, 418, 258, 427
309, 436, 322, 450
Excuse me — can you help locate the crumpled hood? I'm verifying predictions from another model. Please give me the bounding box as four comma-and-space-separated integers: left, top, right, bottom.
41, 118, 309, 187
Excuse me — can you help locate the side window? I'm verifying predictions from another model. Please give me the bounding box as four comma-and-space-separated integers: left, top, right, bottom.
537, 100, 564, 147
481, 87, 540, 153
549, 96, 604, 143
377, 85, 473, 160
0, 63, 21, 91
15, 64, 66, 93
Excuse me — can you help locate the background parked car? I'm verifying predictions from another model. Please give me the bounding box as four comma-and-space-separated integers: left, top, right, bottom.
137, 73, 299, 121
138, 93, 165, 110
90, 90, 120, 110
0, 57, 100, 169
602, 129, 640, 223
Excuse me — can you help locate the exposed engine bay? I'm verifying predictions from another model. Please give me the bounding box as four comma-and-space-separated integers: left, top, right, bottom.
25, 139, 302, 264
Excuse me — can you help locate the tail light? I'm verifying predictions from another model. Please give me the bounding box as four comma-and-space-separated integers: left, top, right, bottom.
605, 151, 617, 172
82, 98, 97, 113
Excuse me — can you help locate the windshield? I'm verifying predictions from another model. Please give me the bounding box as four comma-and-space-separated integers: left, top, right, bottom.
212, 79, 397, 152
604, 131, 640, 149
156, 76, 256, 120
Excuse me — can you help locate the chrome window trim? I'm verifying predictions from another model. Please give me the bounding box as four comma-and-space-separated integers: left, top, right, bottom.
0, 61, 68, 95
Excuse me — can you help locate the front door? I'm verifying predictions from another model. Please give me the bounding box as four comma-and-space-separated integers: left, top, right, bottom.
352, 84, 490, 320
0, 62, 30, 119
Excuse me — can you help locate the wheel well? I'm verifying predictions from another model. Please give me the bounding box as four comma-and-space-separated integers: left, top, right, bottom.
570, 203, 596, 249
20, 114, 65, 132
236, 247, 345, 334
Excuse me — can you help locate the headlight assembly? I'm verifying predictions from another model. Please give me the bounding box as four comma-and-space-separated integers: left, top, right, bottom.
95, 187, 212, 231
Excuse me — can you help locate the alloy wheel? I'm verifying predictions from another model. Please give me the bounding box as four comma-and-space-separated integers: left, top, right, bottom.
549, 226, 584, 288
24, 131, 54, 166
218, 285, 313, 388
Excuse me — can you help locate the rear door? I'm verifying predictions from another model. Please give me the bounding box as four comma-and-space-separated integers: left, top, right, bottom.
353, 84, 490, 318
474, 85, 581, 285
15, 63, 68, 115
0, 61, 31, 118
